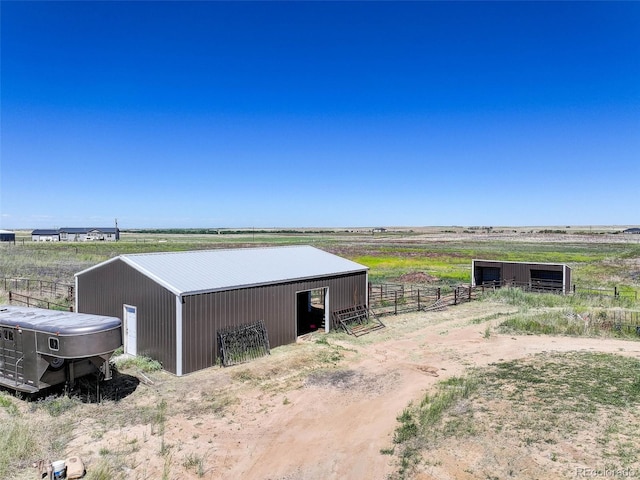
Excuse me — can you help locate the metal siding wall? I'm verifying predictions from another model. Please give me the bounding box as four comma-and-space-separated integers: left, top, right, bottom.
182, 272, 367, 375
472, 261, 567, 288
76, 260, 178, 374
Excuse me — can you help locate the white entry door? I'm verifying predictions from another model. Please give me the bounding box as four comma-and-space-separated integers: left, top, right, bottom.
123, 305, 137, 355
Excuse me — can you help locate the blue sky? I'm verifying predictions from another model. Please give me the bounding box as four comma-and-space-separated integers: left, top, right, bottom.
1, 1, 639, 229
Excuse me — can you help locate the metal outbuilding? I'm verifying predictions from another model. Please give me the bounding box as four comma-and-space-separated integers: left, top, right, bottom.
471, 259, 572, 294
0, 230, 15, 242
75, 246, 368, 375
31, 229, 60, 242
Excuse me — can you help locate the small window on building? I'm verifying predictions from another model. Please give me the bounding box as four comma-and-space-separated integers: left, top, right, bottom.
49, 337, 60, 351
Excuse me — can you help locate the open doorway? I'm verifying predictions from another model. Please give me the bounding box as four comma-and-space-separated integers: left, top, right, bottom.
296, 288, 327, 336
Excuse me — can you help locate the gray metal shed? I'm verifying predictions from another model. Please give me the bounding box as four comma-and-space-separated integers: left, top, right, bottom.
471, 259, 572, 294
0, 230, 15, 242
31, 229, 60, 242
75, 246, 368, 375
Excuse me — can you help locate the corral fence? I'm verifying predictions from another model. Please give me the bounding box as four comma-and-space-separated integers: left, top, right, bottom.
332, 304, 385, 336
368, 283, 480, 316
477, 280, 638, 300
606, 310, 640, 335
478, 280, 566, 294
368, 280, 638, 317
8, 291, 74, 311
0, 277, 74, 300
570, 310, 640, 337
573, 285, 638, 300
217, 320, 270, 367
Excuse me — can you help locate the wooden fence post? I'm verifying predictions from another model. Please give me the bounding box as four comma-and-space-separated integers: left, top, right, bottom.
393, 290, 398, 315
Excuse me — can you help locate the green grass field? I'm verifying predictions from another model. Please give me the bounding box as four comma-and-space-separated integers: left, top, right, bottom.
2, 230, 640, 295
1, 228, 640, 479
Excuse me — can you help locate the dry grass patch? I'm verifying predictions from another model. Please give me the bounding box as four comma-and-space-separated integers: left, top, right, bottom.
388, 351, 640, 479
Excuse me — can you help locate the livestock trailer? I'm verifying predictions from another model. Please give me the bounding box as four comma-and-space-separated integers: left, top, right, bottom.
0, 305, 122, 394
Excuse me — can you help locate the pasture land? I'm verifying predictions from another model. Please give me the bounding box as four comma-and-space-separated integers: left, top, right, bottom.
1, 228, 640, 479
2, 227, 640, 291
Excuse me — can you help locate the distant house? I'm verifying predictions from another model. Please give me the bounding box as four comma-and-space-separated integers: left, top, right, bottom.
32, 228, 119, 242
31, 229, 60, 242
623, 228, 640, 234
59, 227, 120, 242
0, 230, 15, 242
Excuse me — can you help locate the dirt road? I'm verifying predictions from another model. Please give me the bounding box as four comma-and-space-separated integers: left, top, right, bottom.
64, 302, 640, 480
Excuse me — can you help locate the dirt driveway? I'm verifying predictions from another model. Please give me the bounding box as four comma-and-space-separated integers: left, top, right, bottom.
63, 302, 640, 480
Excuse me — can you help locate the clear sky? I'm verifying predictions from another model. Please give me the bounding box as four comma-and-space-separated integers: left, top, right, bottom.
1, 1, 639, 229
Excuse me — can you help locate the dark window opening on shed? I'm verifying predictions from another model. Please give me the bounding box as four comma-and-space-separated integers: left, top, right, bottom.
530, 269, 563, 292
475, 266, 501, 286
296, 288, 326, 336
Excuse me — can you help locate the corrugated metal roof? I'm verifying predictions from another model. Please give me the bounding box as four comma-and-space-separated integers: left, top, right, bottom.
473, 259, 570, 268
59, 227, 119, 234
78, 245, 368, 296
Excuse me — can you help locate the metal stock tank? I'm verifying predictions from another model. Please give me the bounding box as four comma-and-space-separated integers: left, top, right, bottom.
0, 305, 122, 393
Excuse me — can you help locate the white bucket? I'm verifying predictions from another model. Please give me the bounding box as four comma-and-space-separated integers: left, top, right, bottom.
52, 460, 66, 478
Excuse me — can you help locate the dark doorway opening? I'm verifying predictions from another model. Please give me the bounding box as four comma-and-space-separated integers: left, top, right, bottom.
296, 288, 326, 336
530, 269, 563, 292
475, 266, 501, 286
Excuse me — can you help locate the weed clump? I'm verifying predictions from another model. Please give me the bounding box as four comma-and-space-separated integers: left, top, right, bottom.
114, 355, 162, 373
